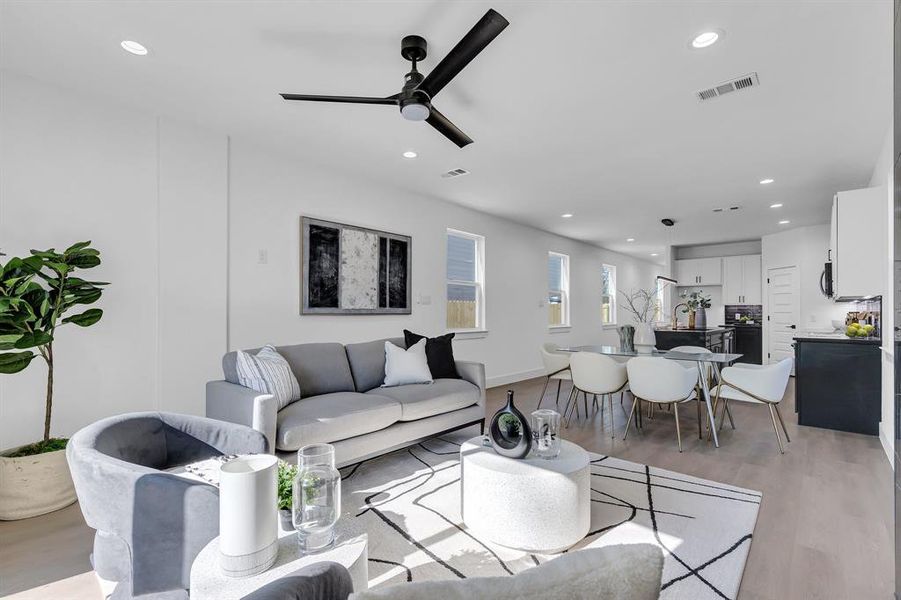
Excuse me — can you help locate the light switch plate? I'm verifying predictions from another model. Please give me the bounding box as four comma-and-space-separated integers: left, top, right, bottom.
257, 249, 268, 264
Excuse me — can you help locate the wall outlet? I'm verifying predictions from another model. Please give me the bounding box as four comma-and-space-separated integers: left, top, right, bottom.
257, 249, 268, 265
418, 294, 432, 305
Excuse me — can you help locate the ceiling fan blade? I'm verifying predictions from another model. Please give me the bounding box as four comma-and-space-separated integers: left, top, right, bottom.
426, 107, 473, 148
280, 93, 398, 105
418, 8, 509, 100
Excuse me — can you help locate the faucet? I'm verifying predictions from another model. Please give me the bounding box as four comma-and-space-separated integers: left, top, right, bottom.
672, 303, 687, 329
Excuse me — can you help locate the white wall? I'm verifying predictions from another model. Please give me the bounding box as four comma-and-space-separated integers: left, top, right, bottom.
761, 224, 848, 356
868, 128, 894, 463
0, 72, 228, 448
0, 71, 662, 448
227, 139, 663, 385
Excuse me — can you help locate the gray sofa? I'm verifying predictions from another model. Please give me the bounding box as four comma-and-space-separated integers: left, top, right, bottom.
206, 337, 486, 466
66, 412, 268, 599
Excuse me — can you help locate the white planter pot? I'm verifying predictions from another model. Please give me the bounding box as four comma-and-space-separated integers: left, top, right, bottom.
0, 447, 76, 520
634, 323, 657, 353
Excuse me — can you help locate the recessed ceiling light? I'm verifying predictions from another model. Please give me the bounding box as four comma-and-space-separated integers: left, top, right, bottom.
120, 40, 148, 56
759, 178, 774, 185
691, 31, 720, 49
626, 238, 635, 242
779, 220, 790, 225
402, 150, 417, 159
561, 213, 573, 218
770, 203, 783, 208
650, 253, 659, 257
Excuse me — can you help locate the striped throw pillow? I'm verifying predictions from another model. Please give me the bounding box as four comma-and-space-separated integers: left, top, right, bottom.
235, 345, 302, 410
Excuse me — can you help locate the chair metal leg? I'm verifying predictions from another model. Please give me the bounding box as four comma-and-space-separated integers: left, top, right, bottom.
623, 396, 639, 440
537, 377, 550, 409
718, 399, 728, 433
773, 404, 791, 443
593, 394, 599, 411
563, 387, 578, 428
696, 397, 703, 439
767, 403, 785, 454
724, 398, 736, 429
583, 392, 589, 416
608, 394, 615, 438
555, 379, 562, 406
674, 403, 683, 453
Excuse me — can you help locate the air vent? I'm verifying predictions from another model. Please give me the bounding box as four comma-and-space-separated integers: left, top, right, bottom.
441, 168, 469, 179
696, 72, 759, 102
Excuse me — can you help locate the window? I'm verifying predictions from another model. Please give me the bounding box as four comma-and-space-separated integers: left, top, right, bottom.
601, 264, 617, 326
548, 252, 570, 327
446, 229, 485, 330
654, 276, 674, 323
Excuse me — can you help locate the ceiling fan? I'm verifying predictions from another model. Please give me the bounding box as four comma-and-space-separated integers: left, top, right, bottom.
279, 9, 509, 148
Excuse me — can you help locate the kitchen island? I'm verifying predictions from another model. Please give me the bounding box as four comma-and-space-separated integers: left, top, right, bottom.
654, 326, 735, 353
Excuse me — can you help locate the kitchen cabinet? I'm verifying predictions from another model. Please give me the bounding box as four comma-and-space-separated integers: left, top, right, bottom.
722, 255, 762, 304
731, 325, 762, 364
830, 187, 885, 300
675, 257, 722, 286
794, 337, 880, 435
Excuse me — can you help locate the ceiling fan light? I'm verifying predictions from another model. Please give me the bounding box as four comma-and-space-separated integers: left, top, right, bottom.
401, 102, 430, 121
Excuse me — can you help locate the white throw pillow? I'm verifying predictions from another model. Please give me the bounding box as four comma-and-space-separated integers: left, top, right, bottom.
235, 345, 301, 410
383, 339, 433, 387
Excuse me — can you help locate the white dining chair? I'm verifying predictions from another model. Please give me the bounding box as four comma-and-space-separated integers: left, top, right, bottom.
624, 357, 699, 452
565, 352, 629, 436
668, 345, 727, 437
713, 358, 793, 453
538, 343, 572, 409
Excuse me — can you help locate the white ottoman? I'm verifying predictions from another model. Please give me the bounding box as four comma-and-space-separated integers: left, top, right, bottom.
460, 437, 590, 553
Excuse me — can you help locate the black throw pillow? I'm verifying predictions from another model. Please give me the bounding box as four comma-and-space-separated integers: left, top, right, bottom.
403, 330, 460, 379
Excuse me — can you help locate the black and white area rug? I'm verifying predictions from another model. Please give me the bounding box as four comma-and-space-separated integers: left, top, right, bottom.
339, 431, 761, 600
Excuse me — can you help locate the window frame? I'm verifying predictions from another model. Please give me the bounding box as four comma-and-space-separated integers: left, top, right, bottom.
655, 275, 675, 324
601, 263, 617, 327
548, 251, 571, 328
445, 228, 486, 333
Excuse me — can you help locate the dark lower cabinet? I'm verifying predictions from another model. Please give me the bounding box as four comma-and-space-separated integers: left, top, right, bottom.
733, 326, 762, 364
654, 327, 733, 353
794, 339, 881, 435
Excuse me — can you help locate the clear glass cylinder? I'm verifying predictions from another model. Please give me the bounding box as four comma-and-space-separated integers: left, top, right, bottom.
531, 409, 562, 459
292, 443, 341, 553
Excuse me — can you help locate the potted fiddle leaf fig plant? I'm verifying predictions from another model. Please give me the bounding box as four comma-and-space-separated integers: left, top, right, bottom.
680, 289, 712, 329
0, 242, 107, 520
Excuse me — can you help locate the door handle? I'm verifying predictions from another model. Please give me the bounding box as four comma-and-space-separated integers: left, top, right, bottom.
788, 324, 796, 329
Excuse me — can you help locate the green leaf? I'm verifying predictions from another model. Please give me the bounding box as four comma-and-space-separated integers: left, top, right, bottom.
0, 333, 22, 350
0, 351, 36, 374
67, 254, 100, 269
44, 262, 70, 274
64, 241, 92, 254
62, 308, 102, 327
70, 288, 102, 305
13, 330, 52, 349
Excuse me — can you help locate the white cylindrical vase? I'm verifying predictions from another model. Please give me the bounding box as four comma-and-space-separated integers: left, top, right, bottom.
218, 454, 279, 578
634, 322, 657, 354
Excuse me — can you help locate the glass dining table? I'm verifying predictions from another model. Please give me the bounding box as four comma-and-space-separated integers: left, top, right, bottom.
558, 345, 743, 448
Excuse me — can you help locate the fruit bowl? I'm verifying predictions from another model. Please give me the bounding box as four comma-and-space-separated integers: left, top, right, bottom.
831, 319, 844, 332
844, 322, 875, 338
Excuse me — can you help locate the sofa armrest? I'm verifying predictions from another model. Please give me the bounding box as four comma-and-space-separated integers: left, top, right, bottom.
206, 381, 278, 453
456, 361, 486, 407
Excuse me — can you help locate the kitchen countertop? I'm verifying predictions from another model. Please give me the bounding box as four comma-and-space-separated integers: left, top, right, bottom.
720, 323, 761, 329
654, 326, 731, 333
793, 333, 881, 345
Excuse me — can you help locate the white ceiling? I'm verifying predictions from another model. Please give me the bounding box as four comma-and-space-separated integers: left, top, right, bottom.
1, 1, 892, 264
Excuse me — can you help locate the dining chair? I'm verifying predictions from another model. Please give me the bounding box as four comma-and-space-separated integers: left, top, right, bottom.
712, 358, 793, 453
668, 345, 729, 437
565, 352, 628, 436
538, 343, 572, 409
624, 357, 699, 452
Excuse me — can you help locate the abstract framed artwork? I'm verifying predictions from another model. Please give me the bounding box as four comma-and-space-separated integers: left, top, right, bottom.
301, 217, 411, 314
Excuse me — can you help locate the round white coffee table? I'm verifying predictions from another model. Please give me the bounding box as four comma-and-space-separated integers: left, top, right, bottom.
460, 436, 590, 553
190, 519, 368, 599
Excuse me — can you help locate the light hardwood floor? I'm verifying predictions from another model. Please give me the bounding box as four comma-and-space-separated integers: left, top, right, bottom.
0, 378, 892, 599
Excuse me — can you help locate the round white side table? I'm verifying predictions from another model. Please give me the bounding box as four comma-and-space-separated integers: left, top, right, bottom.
190, 519, 368, 599
460, 436, 590, 553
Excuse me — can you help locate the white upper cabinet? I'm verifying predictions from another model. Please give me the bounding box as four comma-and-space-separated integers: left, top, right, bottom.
723, 255, 762, 304
831, 187, 885, 299
675, 257, 722, 286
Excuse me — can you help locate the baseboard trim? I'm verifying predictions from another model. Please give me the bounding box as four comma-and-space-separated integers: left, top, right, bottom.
487, 368, 546, 389
879, 421, 894, 468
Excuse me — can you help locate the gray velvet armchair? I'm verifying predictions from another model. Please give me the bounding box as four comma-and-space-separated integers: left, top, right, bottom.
66, 412, 268, 599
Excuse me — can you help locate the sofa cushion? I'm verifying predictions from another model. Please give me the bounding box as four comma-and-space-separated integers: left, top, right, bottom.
235, 345, 302, 410
345, 337, 404, 392
225, 343, 355, 398
365, 379, 479, 421
404, 330, 460, 379
276, 392, 402, 451
350, 544, 663, 600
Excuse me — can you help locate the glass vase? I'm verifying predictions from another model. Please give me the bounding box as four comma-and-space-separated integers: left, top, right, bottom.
531, 409, 562, 459
292, 444, 341, 553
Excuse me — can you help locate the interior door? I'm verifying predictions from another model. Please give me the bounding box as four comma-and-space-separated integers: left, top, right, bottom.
767, 265, 800, 370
